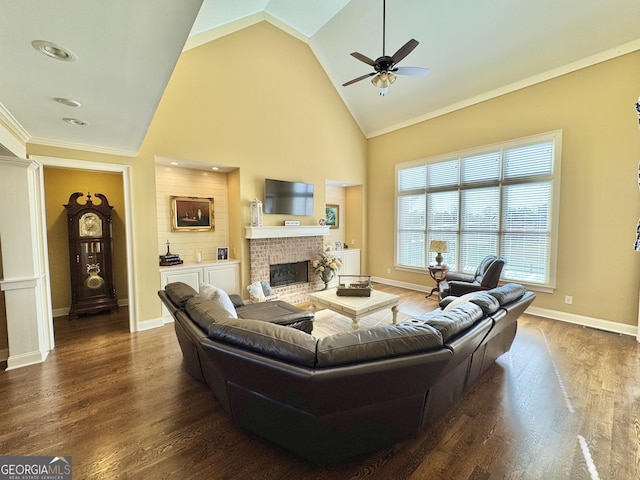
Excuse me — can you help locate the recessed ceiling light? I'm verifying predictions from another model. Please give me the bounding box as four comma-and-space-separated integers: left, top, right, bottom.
211, 167, 219, 171
32, 40, 77, 62
62, 117, 88, 126
55, 97, 81, 107
170, 162, 179, 165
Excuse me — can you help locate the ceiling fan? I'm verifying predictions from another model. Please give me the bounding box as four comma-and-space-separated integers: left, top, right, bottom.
342, 0, 430, 96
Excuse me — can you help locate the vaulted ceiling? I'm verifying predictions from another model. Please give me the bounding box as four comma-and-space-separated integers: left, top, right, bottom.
1, 0, 640, 156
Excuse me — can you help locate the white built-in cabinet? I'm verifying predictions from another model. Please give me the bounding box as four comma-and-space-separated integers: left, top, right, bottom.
159, 260, 240, 320
328, 249, 361, 287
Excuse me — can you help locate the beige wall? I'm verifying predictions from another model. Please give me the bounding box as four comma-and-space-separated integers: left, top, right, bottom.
43, 167, 128, 311
368, 51, 640, 326
325, 184, 346, 248
24, 20, 640, 332
134, 21, 367, 315
29, 21, 367, 325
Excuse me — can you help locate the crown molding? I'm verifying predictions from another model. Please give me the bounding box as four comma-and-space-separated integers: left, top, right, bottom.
28, 137, 137, 158
183, 12, 267, 51
0, 101, 29, 157
368, 38, 640, 138
184, 12, 310, 53
0, 101, 30, 142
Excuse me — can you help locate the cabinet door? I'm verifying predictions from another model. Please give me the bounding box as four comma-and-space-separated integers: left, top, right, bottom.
341, 250, 361, 275
204, 264, 240, 294
161, 269, 201, 291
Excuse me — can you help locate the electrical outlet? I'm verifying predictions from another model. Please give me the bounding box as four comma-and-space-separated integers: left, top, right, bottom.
564, 295, 573, 305
387, 268, 391, 274
351, 239, 355, 244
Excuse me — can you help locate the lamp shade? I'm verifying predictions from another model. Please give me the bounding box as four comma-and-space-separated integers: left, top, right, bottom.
429, 240, 447, 253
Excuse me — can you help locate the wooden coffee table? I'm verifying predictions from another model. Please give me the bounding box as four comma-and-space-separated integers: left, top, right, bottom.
308, 289, 400, 330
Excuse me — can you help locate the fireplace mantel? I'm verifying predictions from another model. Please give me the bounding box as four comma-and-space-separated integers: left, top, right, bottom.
245, 225, 330, 239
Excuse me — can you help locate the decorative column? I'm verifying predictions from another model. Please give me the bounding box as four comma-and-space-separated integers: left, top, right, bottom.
0, 157, 51, 369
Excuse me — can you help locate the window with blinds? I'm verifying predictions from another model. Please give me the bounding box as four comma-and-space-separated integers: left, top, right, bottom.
396, 132, 560, 288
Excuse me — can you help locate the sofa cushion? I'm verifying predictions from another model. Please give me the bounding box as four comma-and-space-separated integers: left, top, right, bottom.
488, 283, 526, 305
165, 282, 198, 309
410, 303, 484, 343
185, 297, 235, 332
442, 292, 482, 311
236, 301, 314, 326
316, 323, 443, 368
467, 293, 500, 314
199, 283, 238, 318
207, 318, 317, 367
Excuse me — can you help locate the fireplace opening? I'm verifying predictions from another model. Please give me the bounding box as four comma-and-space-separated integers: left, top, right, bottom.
270, 261, 309, 287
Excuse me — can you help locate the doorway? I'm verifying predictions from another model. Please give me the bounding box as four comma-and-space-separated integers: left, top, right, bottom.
32, 156, 137, 348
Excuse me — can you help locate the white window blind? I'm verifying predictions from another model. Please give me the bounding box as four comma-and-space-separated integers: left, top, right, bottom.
396, 133, 560, 288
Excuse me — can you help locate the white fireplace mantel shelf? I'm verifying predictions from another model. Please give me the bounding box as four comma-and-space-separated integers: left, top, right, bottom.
245, 225, 330, 239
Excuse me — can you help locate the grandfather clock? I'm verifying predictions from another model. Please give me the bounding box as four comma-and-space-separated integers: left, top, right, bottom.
64, 192, 118, 319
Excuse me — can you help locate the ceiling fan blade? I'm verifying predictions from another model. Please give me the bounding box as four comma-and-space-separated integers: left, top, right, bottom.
350, 52, 377, 66
390, 38, 419, 64
394, 66, 430, 77
342, 72, 376, 87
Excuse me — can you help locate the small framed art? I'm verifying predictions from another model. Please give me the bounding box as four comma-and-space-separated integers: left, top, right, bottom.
217, 247, 229, 261
325, 204, 339, 229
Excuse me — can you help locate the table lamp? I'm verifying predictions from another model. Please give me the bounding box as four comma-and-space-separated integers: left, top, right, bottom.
429, 240, 447, 266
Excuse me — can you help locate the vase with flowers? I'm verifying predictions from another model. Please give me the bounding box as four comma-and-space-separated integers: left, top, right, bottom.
312, 251, 343, 290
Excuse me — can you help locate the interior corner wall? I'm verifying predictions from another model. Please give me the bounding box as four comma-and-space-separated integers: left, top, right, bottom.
0, 250, 7, 356
367, 50, 640, 327
345, 185, 365, 270
325, 184, 346, 248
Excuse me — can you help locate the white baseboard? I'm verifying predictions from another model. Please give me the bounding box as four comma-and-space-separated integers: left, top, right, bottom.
526, 306, 637, 337
52, 307, 70, 318
372, 276, 637, 338
6, 349, 48, 370
137, 316, 168, 332
371, 276, 430, 294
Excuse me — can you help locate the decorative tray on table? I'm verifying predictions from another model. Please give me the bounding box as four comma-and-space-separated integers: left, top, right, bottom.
336, 275, 372, 297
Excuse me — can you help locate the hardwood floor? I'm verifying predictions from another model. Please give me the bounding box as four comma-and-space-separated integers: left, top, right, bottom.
1, 285, 639, 479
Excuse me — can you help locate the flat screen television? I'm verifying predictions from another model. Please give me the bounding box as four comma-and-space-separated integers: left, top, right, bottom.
264, 178, 314, 216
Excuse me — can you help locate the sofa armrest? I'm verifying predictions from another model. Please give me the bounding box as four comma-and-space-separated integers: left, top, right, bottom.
445, 272, 475, 283
229, 294, 245, 309
447, 281, 486, 297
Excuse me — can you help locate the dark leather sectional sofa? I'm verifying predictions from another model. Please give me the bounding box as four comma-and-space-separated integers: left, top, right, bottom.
158, 282, 535, 464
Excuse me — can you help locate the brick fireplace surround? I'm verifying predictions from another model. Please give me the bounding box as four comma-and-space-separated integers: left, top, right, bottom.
248, 235, 325, 304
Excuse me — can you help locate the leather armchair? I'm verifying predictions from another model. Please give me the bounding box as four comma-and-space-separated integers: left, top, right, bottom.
439, 255, 506, 298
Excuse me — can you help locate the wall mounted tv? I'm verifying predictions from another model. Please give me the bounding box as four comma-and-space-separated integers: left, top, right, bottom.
264, 178, 314, 216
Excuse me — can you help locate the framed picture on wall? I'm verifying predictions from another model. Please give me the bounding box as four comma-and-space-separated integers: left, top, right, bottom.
170, 196, 214, 232
217, 247, 229, 261
325, 204, 339, 229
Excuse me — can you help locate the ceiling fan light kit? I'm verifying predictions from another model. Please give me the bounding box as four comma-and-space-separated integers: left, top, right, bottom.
342, 0, 429, 96
371, 71, 396, 96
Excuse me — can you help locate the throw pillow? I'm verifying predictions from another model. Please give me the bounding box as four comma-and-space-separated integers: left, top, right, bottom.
199, 283, 238, 318
247, 281, 266, 302
443, 291, 484, 312
260, 280, 274, 297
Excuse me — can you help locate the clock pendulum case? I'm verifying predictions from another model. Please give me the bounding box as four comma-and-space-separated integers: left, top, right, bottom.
64, 192, 119, 319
